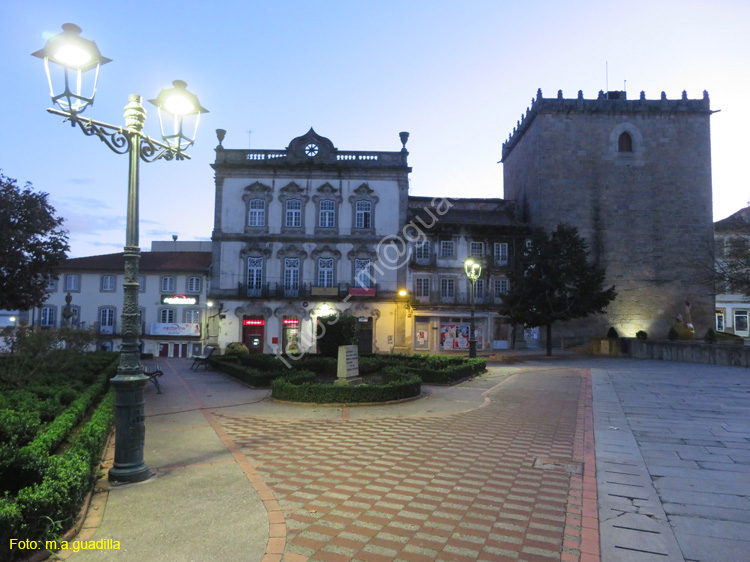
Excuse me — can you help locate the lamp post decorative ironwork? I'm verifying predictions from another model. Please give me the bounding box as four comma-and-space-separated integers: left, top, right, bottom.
33, 24, 207, 483
464, 259, 482, 359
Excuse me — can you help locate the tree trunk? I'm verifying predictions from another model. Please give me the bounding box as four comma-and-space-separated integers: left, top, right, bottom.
546, 324, 553, 356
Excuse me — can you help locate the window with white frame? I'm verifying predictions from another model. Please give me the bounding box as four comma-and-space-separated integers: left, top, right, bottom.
247, 257, 263, 296
46, 277, 58, 292
354, 259, 372, 288
354, 200, 372, 229
319, 199, 336, 228
415, 240, 430, 260
474, 279, 485, 300
494, 242, 509, 265
101, 274, 116, 292
284, 258, 300, 295
440, 240, 454, 258
317, 258, 334, 287
161, 276, 175, 293
247, 199, 265, 227
185, 309, 200, 324
187, 276, 201, 293
470, 241, 484, 258
99, 307, 115, 334
494, 278, 510, 297
285, 199, 302, 228
65, 274, 81, 292
415, 277, 430, 297
440, 278, 455, 299
160, 309, 175, 323
40, 307, 56, 327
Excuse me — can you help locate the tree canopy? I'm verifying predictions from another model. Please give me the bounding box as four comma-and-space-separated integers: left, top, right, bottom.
0, 172, 69, 311
499, 223, 616, 355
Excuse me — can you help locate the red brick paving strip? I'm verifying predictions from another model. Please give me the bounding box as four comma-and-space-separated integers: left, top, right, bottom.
216, 367, 598, 562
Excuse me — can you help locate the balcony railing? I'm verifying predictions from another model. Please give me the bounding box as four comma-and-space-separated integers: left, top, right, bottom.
238, 282, 377, 300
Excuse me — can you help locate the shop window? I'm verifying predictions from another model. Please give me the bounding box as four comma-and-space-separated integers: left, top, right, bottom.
734, 310, 748, 336
715, 310, 725, 332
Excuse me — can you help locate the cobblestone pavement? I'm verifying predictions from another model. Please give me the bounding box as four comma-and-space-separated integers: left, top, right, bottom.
217, 366, 598, 562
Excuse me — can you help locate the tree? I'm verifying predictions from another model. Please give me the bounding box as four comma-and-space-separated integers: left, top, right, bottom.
499, 223, 617, 356
0, 173, 69, 310
316, 313, 359, 357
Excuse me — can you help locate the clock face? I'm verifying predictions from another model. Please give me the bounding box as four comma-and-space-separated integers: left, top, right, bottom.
305, 143, 319, 157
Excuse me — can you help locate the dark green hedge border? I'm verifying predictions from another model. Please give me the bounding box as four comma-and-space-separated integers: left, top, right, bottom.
271, 367, 421, 404
0, 361, 116, 562
210, 353, 486, 389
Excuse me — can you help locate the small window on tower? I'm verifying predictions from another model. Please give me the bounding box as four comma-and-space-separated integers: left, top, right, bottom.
618, 131, 633, 152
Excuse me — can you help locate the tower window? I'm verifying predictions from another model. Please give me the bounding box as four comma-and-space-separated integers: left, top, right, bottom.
618, 132, 633, 152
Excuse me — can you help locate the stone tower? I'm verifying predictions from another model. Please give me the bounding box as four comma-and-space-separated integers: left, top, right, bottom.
502, 89, 715, 340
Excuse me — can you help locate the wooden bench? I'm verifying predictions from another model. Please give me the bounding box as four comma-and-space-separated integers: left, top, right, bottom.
190, 346, 215, 371
143, 366, 164, 394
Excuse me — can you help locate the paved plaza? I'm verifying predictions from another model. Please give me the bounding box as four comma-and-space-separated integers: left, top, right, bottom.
57, 354, 750, 562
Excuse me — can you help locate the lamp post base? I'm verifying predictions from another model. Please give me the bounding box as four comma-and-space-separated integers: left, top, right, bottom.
108, 375, 152, 483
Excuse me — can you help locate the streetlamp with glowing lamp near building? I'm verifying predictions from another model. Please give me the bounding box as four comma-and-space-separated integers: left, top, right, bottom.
464, 259, 482, 358
33, 23, 208, 483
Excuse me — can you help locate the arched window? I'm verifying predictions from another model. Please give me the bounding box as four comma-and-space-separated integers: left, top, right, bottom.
618, 132, 633, 152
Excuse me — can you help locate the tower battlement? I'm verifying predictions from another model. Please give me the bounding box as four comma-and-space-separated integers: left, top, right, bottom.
501, 88, 712, 161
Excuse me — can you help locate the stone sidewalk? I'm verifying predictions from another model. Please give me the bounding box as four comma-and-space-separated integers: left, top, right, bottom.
60, 357, 598, 562
591, 359, 750, 562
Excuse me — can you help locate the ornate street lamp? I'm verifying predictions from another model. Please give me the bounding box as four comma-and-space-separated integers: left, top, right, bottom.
464, 259, 482, 358
34, 24, 208, 484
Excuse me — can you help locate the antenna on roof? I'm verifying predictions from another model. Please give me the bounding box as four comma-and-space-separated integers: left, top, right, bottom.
605, 61, 609, 99
248, 129, 252, 148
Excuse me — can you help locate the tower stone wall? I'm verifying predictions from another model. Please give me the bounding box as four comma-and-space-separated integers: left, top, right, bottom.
502, 89, 715, 340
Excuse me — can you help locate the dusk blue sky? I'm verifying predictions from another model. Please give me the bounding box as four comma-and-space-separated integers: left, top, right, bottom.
3, 0, 748, 258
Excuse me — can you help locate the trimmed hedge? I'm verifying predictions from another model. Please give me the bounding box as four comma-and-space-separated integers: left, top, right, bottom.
271, 368, 421, 404
1, 390, 115, 560
209, 357, 286, 387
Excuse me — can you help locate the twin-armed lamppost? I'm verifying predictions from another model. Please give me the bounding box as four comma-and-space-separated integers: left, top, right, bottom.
464, 259, 482, 359
33, 23, 208, 483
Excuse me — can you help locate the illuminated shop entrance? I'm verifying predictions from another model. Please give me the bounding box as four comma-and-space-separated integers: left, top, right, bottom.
242, 316, 265, 353
282, 316, 300, 354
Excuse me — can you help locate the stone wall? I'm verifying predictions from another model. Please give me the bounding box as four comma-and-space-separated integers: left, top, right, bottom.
610, 338, 750, 368
502, 90, 715, 341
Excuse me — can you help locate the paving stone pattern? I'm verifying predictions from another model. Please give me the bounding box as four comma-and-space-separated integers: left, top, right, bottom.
217, 368, 590, 562
595, 361, 750, 562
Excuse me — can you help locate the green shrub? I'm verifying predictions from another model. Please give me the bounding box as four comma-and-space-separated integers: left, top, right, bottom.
316, 313, 359, 357
271, 369, 420, 403
635, 330, 648, 340
210, 357, 284, 387
224, 342, 250, 357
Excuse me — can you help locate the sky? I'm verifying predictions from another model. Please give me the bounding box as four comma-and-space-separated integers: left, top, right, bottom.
2, 0, 749, 258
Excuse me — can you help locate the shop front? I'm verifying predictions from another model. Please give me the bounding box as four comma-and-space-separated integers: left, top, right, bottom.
242, 316, 265, 353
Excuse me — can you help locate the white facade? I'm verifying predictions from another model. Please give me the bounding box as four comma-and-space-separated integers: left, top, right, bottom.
32, 242, 212, 357
210, 128, 411, 356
